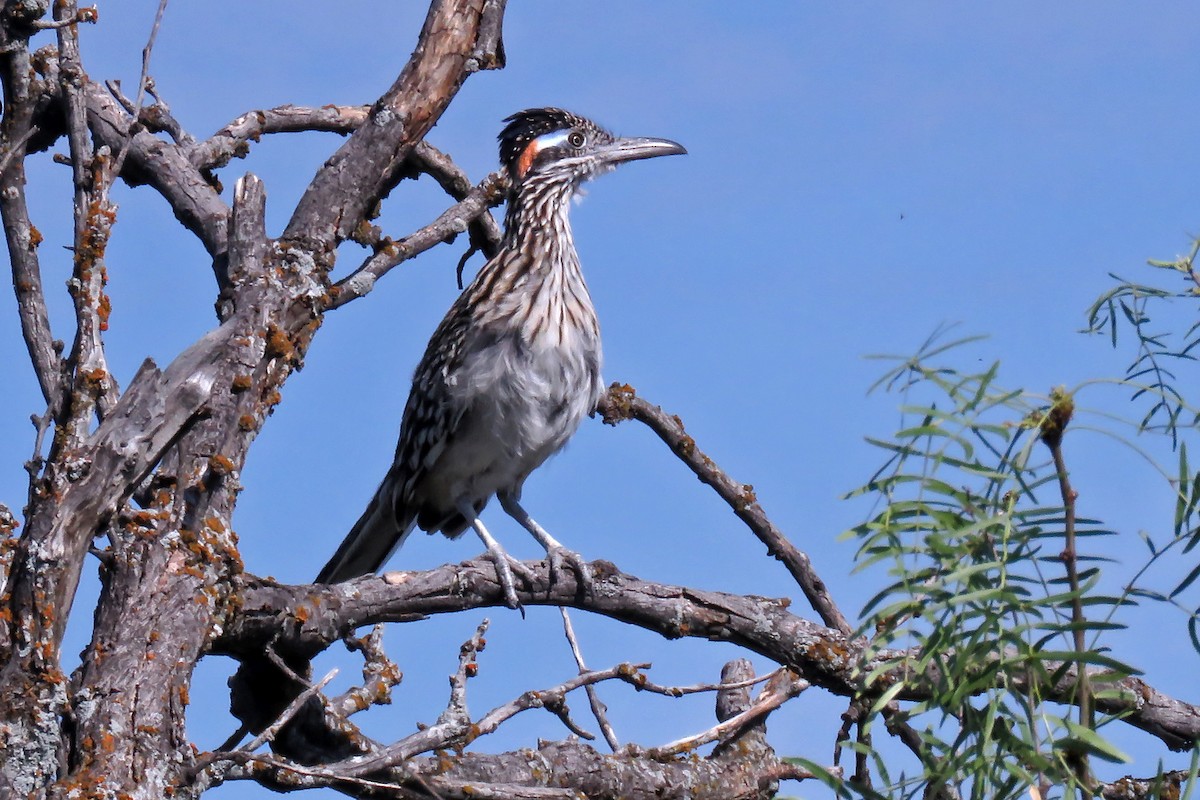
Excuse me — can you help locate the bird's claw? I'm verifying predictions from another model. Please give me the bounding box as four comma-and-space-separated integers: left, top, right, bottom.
546, 545, 592, 594
484, 546, 591, 611
488, 551, 526, 612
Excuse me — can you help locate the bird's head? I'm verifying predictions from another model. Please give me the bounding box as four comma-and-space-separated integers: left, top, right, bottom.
498, 108, 685, 190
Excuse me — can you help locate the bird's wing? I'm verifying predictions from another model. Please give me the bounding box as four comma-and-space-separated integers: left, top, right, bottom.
314, 306, 471, 583
393, 305, 474, 500
316, 253, 514, 583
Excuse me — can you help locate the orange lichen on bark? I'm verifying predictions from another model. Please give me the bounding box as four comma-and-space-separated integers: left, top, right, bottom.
208, 454, 236, 475
599, 382, 637, 425
264, 324, 295, 362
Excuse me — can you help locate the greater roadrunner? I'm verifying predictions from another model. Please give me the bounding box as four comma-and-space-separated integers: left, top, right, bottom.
317, 108, 685, 608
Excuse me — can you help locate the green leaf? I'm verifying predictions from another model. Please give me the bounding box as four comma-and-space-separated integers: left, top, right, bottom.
1058, 719, 1131, 764
1172, 561, 1200, 599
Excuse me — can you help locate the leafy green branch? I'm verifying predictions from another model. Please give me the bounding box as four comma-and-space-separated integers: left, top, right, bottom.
1084, 235, 1200, 445
844, 332, 1133, 800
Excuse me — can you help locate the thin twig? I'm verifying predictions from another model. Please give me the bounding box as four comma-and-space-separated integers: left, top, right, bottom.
470, 662, 651, 742
333, 620, 491, 778
559, 608, 619, 750
329, 170, 507, 309
651, 670, 808, 757
1039, 389, 1093, 797
634, 668, 781, 698
215, 751, 421, 796
111, 0, 168, 177
336, 658, 656, 779
30, 6, 97, 29
237, 668, 338, 754
596, 383, 852, 633
330, 624, 403, 718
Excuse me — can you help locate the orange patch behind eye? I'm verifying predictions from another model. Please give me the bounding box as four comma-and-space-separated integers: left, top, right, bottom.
516, 139, 540, 179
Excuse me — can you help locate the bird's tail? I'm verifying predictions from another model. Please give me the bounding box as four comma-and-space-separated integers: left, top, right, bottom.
315, 471, 415, 584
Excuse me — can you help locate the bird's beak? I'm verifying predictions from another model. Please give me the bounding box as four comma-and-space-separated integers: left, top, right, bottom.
598, 136, 687, 166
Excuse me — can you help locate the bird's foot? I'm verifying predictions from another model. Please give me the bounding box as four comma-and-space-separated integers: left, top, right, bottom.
487, 551, 525, 614
488, 551, 536, 612
505, 554, 539, 584
546, 544, 593, 595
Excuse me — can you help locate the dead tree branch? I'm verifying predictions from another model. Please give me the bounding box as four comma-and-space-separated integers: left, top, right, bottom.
217, 560, 1200, 753
209, 652, 801, 800
597, 382, 851, 633
284, 0, 503, 247
330, 168, 507, 308
0, 18, 61, 407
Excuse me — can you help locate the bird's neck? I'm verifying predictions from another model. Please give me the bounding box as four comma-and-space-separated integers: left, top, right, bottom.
473, 180, 597, 341
502, 178, 578, 267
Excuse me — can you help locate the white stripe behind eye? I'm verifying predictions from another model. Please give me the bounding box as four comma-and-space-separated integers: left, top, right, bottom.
535, 130, 571, 149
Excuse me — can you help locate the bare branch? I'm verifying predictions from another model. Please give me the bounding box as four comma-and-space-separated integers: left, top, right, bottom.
329, 169, 507, 308
653, 669, 807, 757
220, 561, 1200, 752
330, 625, 403, 718
469, 0, 507, 70
0, 21, 62, 406
597, 382, 853, 634
110, 0, 169, 177
84, 80, 230, 264
29, 5, 96, 28
2, 159, 61, 406
283, 0, 493, 246
235, 668, 339, 756
191, 103, 370, 171
53, 0, 122, 429
560, 607, 619, 750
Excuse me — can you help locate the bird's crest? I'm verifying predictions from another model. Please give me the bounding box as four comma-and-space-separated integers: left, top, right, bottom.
499, 107, 594, 181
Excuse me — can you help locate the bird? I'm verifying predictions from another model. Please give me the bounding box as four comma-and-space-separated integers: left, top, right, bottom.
316, 108, 686, 608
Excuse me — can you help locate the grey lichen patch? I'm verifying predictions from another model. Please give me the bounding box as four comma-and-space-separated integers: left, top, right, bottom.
343, 270, 376, 298
4, 680, 69, 796
373, 108, 396, 127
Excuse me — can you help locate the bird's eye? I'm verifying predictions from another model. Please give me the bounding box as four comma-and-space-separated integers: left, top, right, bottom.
567, 131, 586, 148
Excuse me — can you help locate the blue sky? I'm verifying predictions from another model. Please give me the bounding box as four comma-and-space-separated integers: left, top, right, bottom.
3, 3, 1200, 797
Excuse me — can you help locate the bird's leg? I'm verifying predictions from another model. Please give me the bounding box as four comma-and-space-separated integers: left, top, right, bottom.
498, 492, 593, 593
457, 500, 530, 610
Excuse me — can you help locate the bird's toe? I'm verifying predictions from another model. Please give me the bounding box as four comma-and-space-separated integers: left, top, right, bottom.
546, 545, 592, 595
488, 552, 526, 612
